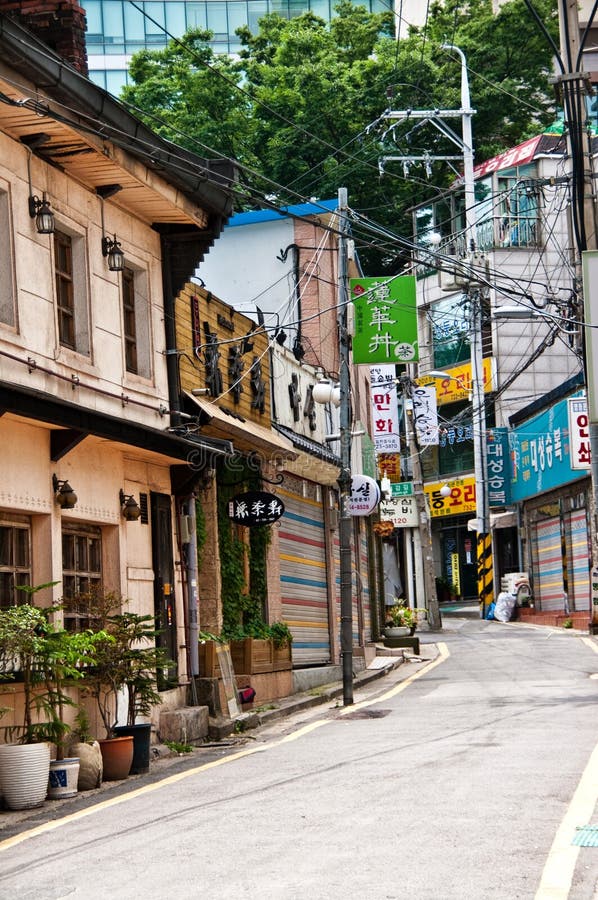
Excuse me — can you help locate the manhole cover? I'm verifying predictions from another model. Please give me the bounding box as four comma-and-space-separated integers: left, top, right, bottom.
341, 708, 392, 720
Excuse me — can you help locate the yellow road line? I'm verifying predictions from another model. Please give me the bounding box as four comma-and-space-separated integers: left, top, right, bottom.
0, 646, 449, 853
535, 741, 598, 900
582, 636, 598, 654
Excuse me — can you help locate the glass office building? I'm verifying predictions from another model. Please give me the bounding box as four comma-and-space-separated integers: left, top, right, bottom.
86, 0, 391, 94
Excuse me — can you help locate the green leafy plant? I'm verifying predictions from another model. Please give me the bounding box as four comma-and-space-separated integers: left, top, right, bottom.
562, 617, 573, 629
386, 600, 418, 630
164, 739, 194, 754
268, 621, 293, 649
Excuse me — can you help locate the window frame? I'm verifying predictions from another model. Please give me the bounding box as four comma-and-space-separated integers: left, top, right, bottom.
0, 518, 32, 609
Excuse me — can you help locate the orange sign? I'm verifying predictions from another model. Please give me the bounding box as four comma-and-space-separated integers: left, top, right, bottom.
377, 453, 401, 480
425, 477, 476, 518
417, 358, 496, 406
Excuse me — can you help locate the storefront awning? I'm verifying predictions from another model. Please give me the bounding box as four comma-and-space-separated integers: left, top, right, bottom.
491, 510, 518, 529
183, 393, 297, 460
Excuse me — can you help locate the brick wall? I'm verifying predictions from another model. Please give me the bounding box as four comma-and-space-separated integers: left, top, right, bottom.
0, 0, 89, 76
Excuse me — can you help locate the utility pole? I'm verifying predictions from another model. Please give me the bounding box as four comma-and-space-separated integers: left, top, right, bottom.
554, 0, 598, 628
401, 375, 442, 631
337, 187, 354, 705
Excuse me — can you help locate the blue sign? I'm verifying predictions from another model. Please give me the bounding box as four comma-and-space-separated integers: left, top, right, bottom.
487, 427, 511, 507
508, 393, 586, 503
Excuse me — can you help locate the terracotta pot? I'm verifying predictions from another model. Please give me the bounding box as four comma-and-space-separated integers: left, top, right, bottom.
112, 724, 152, 774
98, 736, 134, 781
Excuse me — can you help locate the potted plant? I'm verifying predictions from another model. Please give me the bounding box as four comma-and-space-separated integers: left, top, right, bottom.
384, 600, 418, 637
81, 608, 168, 777
0, 600, 52, 809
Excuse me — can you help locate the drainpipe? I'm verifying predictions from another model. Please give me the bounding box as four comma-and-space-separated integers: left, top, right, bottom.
160, 235, 181, 427
184, 494, 200, 677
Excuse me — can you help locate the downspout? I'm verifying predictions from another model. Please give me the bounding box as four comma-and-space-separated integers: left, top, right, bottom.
184, 494, 200, 678
160, 235, 182, 427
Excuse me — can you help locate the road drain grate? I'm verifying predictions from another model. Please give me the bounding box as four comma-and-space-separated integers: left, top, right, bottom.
341, 709, 391, 720
572, 826, 598, 847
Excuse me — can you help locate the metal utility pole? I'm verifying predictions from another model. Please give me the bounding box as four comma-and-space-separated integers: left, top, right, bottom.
337, 187, 354, 706
554, 0, 598, 627
401, 375, 442, 631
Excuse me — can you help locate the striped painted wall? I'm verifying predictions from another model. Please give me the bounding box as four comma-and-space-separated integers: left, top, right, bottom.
532, 517, 564, 610
564, 509, 590, 611
279, 486, 331, 665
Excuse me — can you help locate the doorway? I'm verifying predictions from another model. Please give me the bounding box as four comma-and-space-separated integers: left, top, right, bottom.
150, 491, 177, 686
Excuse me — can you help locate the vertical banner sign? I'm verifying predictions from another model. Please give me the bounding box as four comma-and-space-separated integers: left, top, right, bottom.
451, 552, 461, 596
351, 276, 418, 364
487, 427, 511, 506
370, 364, 401, 453
568, 396, 592, 469
412, 385, 438, 446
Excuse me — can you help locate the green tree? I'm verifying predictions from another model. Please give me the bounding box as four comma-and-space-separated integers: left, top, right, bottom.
122, 0, 558, 273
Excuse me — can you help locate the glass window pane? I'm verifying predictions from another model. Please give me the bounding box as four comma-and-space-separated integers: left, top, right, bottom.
0, 572, 12, 608
165, 2, 187, 36
207, 3, 228, 35
105, 71, 128, 94
247, 0, 267, 30
123, 2, 146, 39
14, 529, 29, 568
89, 539, 102, 573
228, 2, 248, 32
186, 2, 207, 29
145, 1, 167, 36
62, 532, 75, 570
76, 535, 88, 571
86, 0, 103, 34
103, 0, 125, 39
0, 527, 12, 566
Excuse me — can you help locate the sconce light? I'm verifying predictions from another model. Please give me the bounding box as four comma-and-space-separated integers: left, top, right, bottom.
97, 185, 125, 272
52, 474, 77, 509
29, 192, 55, 234
275, 329, 287, 346
25, 143, 55, 234
119, 489, 141, 521
102, 235, 125, 272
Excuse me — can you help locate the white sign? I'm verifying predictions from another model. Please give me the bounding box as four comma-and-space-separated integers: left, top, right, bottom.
370, 365, 401, 453
347, 475, 380, 516
412, 385, 438, 445
379, 496, 418, 527
568, 396, 592, 469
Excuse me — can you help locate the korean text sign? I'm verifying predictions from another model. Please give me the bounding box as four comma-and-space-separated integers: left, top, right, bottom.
351, 276, 418, 364
508, 393, 587, 502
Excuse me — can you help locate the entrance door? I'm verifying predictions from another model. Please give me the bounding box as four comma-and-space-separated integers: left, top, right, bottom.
150, 492, 177, 685
441, 526, 478, 599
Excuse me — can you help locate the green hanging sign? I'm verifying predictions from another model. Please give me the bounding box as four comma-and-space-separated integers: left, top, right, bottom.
350, 275, 418, 364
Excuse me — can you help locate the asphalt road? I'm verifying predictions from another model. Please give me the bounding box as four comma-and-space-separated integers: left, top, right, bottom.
1, 617, 598, 900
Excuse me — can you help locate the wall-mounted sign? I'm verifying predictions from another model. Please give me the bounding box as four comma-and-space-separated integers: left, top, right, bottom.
228, 491, 285, 526
379, 496, 418, 527
487, 427, 511, 507
370, 364, 401, 452
412, 385, 438, 445
351, 276, 418, 364
347, 475, 380, 516
417, 358, 496, 406
424, 477, 476, 518
568, 396, 592, 470
509, 391, 587, 502
390, 482, 414, 497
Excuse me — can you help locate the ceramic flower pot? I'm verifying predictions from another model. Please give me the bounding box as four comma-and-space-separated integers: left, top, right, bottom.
48, 757, 80, 800
384, 625, 410, 637
112, 724, 152, 775
0, 742, 51, 810
98, 735, 134, 781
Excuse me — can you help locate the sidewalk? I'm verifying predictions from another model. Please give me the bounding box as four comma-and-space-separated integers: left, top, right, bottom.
0, 643, 437, 839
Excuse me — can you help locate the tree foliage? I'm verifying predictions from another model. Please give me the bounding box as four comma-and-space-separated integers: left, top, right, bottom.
122, 0, 559, 273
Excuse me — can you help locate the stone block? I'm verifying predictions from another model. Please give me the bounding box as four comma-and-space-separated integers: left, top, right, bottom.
158, 706, 209, 745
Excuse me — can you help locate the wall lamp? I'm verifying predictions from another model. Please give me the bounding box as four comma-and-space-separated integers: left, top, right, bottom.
29, 192, 55, 234
97, 184, 125, 272
25, 142, 55, 234
52, 475, 77, 509
119, 489, 141, 522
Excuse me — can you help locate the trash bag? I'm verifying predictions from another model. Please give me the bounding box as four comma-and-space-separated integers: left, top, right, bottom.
494, 591, 517, 623
485, 601, 496, 620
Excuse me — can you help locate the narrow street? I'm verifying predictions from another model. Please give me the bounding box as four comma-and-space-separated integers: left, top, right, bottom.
1, 617, 598, 900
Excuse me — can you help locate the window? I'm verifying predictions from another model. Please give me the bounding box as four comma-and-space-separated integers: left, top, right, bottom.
54, 229, 90, 355
55, 231, 75, 349
121, 266, 151, 378
0, 520, 31, 608
61, 525, 102, 631
123, 267, 138, 374
0, 189, 15, 326
497, 166, 539, 248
